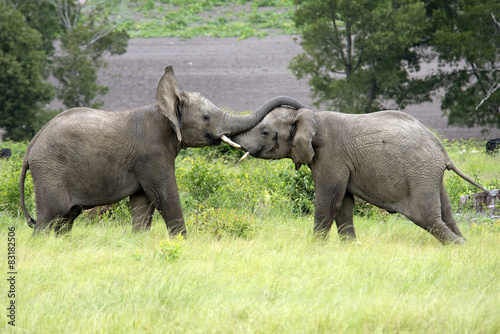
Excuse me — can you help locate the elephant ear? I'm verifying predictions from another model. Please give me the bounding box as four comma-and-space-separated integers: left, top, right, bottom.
156, 66, 182, 142
291, 108, 317, 168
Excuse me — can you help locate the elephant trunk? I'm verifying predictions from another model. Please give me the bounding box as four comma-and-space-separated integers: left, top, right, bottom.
220, 96, 309, 137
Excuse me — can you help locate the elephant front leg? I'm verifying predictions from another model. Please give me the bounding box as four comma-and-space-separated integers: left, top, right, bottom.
335, 193, 356, 240
130, 190, 155, 231
138, 166, 187, 237
313, 181, 348, 240
158, 188, 186, 237
145, 184, 186, 237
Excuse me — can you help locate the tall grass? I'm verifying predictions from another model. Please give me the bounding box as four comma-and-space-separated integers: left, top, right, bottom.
2, 214, 499, 333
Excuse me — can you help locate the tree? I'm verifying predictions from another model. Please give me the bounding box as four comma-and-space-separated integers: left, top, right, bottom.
49, 0, 129, 108
7, 0, 62, 58
0, 2, 55, 141
290, 0, 430, 114
425, 0, 500, 129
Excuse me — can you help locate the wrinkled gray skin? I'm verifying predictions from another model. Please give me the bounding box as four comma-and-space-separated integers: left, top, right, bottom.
232, 107, 489, 244
19, 66, 308, 236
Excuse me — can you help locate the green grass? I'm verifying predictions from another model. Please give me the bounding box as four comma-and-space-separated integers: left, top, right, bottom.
2, 139, 500, 332
118, 0, 297, 39
2, 213, 500, 333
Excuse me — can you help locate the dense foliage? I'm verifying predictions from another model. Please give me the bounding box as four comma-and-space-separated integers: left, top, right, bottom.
2, 0, 129, 140
3, 140, 498, 223
1, 0, 498, 141
291, 0, 500, 129
290, 0, 431, 113
0, 2, 55, 141
424, 0, 500, 129
51, 0, 129, 108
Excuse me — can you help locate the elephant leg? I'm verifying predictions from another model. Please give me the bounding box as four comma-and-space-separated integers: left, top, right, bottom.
335, 192, 356, 240
419, 219, 464, 245
158, 187, 186, 237
439, 182, 464, 239
54, 206, 82, 236
32, 192, 72, 235
138, 170, 186, 237
313, 180, 348, 239
130, 190, 155, 231
403, 192, 464, 245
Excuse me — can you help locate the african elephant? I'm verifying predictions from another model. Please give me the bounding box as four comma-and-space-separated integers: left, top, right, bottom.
19, 66, 307, 236
232, 106, 490, 244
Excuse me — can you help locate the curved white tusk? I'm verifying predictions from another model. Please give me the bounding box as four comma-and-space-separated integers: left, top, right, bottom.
238, 151, 251, 162
220, 135, 241, 148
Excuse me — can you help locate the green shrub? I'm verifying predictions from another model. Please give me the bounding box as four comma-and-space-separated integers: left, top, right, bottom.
177, 155, 227, 205
279, 165, 315, 215
187, 205, 256, 239
0, 141, 29, 156
0, 154, 34, 216
445, 168, 484, 209
79, 199, 132, 225
154, 234, 185, 261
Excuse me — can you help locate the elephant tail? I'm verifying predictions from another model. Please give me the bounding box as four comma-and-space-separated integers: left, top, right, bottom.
20, 157, 36, 228
447, 161, 490, 194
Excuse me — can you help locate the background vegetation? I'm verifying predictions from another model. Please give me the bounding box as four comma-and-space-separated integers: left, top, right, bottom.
1, 139, 499, 332
290, 0, 500, 128
1, 0, 499, 142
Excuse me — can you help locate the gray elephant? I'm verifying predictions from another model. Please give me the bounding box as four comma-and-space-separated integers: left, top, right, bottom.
19, 66, 307, 236
232, 106, 490, 244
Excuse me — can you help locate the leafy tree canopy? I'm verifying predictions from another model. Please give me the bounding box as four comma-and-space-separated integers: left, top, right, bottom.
49, 0, 129, 109
290, 0, 430, 114
425, 0, 500, 129
0, 1, 55, 141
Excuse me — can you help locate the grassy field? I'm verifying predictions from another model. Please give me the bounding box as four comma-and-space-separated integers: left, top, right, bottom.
1, 140, 500, 333
119, 0, 297, 39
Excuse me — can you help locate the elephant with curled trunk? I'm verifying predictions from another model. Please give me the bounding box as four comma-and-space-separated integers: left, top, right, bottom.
19, 66, 308, 236
232, 105, 490, 245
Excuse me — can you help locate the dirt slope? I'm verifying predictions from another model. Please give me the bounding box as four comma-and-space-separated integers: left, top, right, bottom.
97, 35, 500, 140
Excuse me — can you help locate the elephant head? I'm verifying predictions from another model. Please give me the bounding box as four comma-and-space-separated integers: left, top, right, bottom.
156, 66, 308, 148
232, 107, 317, 168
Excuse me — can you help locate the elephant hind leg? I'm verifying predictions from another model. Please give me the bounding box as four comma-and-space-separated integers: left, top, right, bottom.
335, 193, 356, 240
440, 182, 464, 239
130, 190, 155, 231
419, 219, 464, 245
403, 193, 464, 245
53, 206, 82, 236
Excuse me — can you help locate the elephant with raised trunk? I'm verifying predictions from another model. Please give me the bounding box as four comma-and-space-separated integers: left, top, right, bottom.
232, 106, 490, 244
19, 66, 307, 236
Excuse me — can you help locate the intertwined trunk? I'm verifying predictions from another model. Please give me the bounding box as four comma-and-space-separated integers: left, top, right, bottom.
220, 96, 309, 137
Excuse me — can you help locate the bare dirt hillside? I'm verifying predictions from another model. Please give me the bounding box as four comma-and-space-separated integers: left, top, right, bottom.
96, 35, 500, 140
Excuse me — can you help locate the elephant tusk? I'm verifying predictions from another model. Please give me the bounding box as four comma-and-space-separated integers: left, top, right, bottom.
220, 135, 241, 148
238, 151, 251, 162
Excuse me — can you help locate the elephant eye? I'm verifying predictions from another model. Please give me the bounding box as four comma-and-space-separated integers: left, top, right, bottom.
176, 101, 184, 117
261, 130, 269, 137
203, 114, 211, 122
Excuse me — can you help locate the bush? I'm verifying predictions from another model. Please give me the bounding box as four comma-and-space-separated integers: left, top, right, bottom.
0, 141, 29, 157
177, 155, 227, 205
279, 165, 315, 215
154, 234, 185, 261
187, 205, 256, 239
0, 154, 34, 216
79, 199, 132, 225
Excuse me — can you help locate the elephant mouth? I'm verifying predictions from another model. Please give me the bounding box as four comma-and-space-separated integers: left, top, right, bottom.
204, 132, 222, 146
252, 146, 265, 157
204, 132, 242, 148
